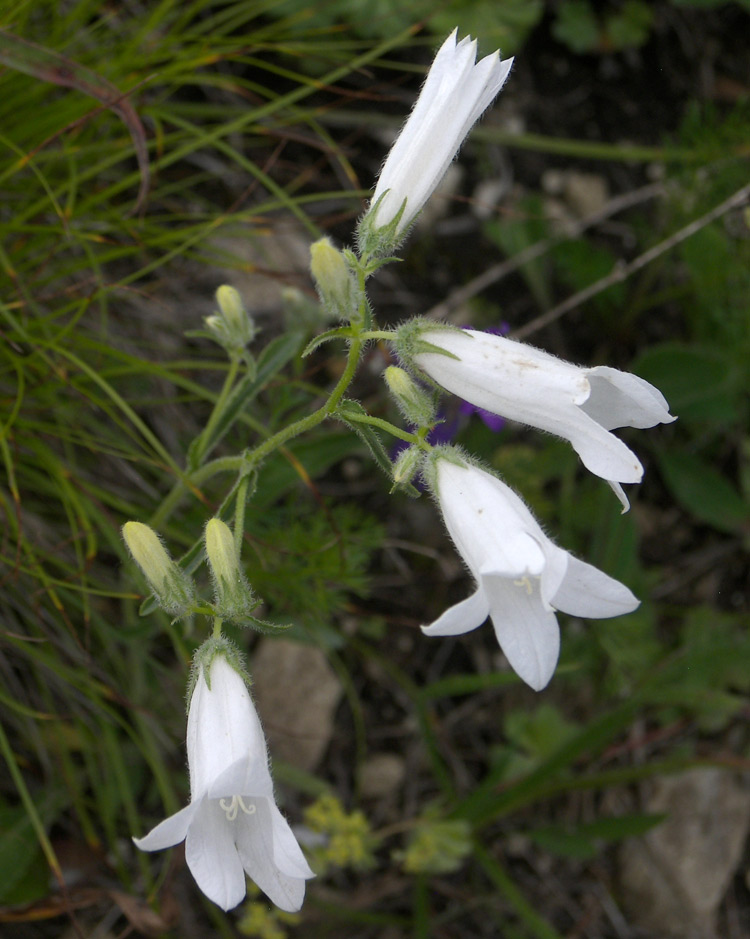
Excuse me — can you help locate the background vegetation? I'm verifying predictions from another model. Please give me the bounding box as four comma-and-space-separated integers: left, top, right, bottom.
1, 1, 748, 937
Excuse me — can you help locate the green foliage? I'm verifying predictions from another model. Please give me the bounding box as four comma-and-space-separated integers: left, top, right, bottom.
672, 0, 750, 7
274, 0, 543, 51
552, 0, 601, 53
430, 0, 545, 54
645, 607, 750, 732
492, 704, 581, 781
552, 0, 653, 53
245, 501, 384, 641
0, 803, 51, 906
633, 343, 744, 426
485, 194, 553, 309
527, 812, 665, 860
552, 238, 626, 316
657, 450, 750, 535
398, 812, 473, 875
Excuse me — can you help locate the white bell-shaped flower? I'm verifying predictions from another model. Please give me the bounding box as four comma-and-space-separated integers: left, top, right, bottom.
412, 328, 675, 508
423, 455, 639, 691
134, 650, 313, 912
361, 30, 513, 245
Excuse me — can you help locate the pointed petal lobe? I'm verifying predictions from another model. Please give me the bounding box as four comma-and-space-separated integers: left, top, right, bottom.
422, 584, 490, 636
235, 801, 308, 913
483, 574, 560, 691
551, 555, 639, 619
184, 802, 246, 911
132, 802, 198, 852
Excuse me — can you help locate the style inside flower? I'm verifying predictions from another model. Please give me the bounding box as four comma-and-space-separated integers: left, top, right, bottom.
359, 30, 513, 248
423, 453, 639, 691
411, 328, 675, 508
134, 646, 314, 912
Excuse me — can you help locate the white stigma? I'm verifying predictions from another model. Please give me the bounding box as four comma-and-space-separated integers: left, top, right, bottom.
219, 796, 257, 821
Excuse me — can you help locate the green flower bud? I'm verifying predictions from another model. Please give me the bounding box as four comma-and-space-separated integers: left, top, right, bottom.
122, 521, 195, 616
215, 286, 247, 333
384, 366, 437, 427
203, 285, 257, 361
204, 518, 257, 623
391, 445, 422, 489
309, 237, 360, 321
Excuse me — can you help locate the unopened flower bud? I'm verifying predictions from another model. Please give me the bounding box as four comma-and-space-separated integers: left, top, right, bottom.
309, 238, 360, 321
384, 366, 437, 427
392, 445, 422, 488
204, 285, 257, 361
122, 521, 195, 616
204, 518, 257, 623
216, 286, 248, 333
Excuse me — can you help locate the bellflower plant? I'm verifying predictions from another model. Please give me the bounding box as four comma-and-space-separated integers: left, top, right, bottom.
117, 25, 678, 925
134, 645, 314, 912
422, 451, 639, 690
404, 326, 675, 508
358, 30, 513, 254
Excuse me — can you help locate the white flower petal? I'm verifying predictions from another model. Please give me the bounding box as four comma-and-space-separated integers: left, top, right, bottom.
208, 755, 274, 803
417, 330, 590, 413
235, 801, 308, 913
538, 544, 569, 608
584, 366, 676, 430
437, 459, 546, 576
268, 804, 316, 880
421, 584, 490, 636
187, 656, 269, 801
366, 32, 513, 234
609, 480, 631, 513
483, 573, 560, 691
562, 410, 644, 483
132, 802, 198, 852
551, 555, 640, 619
185, 801, 246, 912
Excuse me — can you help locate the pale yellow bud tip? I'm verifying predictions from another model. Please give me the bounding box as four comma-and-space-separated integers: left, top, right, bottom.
215, 285, 246, 331
122, 521, 172, 580
384, 366, 413, 397
310, 237, 347, 281
122, 521, 195, 615
205, 518, 239, 585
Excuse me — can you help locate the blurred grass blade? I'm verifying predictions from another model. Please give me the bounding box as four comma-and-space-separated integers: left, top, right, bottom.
0, 28, 150, 211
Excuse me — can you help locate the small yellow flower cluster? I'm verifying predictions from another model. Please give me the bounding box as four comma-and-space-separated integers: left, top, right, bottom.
304, 793, 377, 873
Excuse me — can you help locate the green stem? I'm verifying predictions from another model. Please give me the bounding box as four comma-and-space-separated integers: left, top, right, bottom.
243, 334, 363, 471
151, 330, 366, 529
149, 455, 244, 528
361, 329, 396, 341
342, 412, 423, 445
233, 473, 250, 556
191, 358, 240, 469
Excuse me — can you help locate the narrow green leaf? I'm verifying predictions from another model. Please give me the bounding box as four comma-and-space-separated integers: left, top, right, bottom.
301, 326, 354, 358
658, 450, 750, 534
